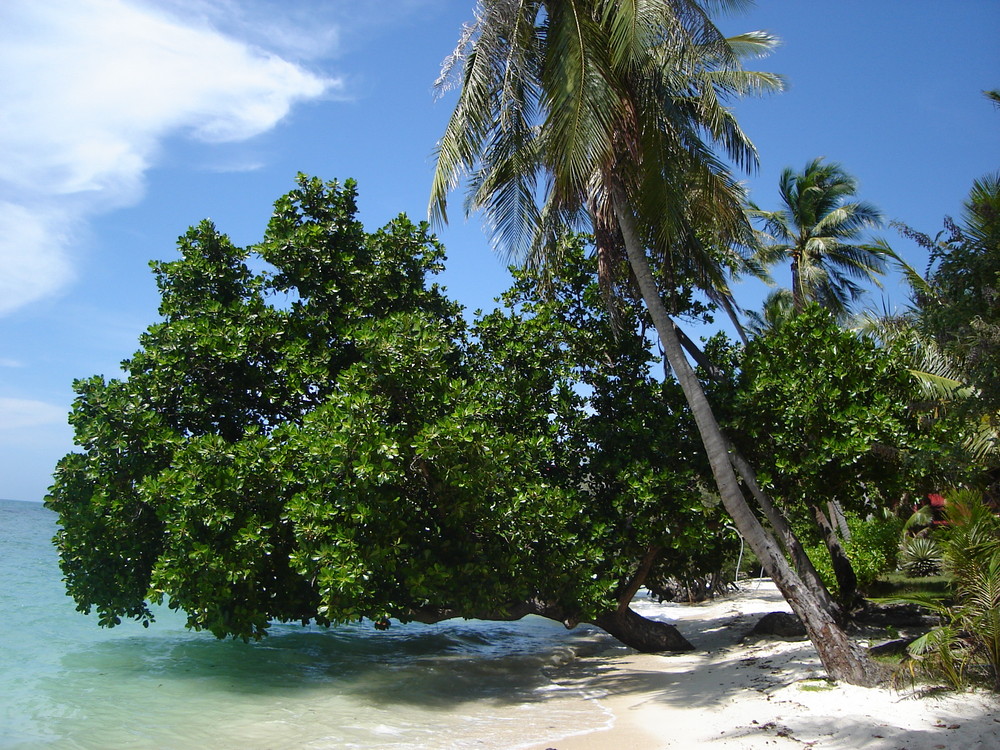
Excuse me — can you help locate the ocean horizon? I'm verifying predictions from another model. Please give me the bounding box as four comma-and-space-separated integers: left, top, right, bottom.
0, 498, 617, 749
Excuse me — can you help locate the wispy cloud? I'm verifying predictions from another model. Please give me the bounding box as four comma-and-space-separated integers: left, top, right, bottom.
0, 203, 76, 316
0, 0, 339, 315
0, 397, 67, 430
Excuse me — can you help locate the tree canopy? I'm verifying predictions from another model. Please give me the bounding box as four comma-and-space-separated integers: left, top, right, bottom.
729, 307, 940, 518
47, 176, 742, 651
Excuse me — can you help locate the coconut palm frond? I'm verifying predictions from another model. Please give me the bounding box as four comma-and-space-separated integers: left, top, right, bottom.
752, 158, 888, 316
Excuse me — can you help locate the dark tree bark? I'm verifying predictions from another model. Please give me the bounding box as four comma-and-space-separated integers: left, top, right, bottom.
594, 606, 694, 652
829, 499, 852, 541
812, 503, 861, 611
616, 545, 661, 612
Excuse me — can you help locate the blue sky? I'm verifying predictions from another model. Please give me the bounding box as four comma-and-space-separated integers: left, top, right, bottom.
1, 0, 997, 502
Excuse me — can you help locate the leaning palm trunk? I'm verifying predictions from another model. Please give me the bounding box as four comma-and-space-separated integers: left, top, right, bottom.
612, 186, 879, 686
431, 0, 877, 686
671, 321, 842, 620
728, 448, 843, 621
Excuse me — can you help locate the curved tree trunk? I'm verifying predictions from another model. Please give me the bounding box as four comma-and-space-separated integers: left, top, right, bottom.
616, 544, 661, 612
718, 292, 751, 346
594, 606, 694, 652
611, 187, 879, 686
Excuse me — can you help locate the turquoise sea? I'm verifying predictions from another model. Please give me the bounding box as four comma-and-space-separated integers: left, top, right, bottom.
0, 499, 617, 749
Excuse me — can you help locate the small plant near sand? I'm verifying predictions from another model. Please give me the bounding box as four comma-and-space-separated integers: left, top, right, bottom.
894, 491, 1000, 691
898, 536, 944, 578
798, 679, 836, 692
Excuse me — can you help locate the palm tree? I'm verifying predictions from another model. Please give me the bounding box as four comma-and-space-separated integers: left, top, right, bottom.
863, 173, 1000, 466
745, 287, 793, 336
431, 1, 878, 685
750, 158, 890, 315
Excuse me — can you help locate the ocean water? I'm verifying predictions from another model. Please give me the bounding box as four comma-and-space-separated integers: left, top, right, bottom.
0, 499, 617, 749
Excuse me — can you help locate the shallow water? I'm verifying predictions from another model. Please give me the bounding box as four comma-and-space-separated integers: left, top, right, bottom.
0, 499, 615, 749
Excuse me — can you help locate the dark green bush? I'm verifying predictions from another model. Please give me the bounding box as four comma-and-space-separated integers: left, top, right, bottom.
806, 512, 904, 594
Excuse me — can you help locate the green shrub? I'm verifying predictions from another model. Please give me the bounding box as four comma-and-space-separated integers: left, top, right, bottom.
898, 491, 1000, 691
899, 536, 943, 577
804, 513, 904, 595
848, 513, 905, 589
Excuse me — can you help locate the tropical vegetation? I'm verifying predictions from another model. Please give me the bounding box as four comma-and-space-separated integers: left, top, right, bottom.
47, 176, 749, 651
429, 0, 887, 685
898, 491, 1000, 691
749, 157, 891, 316
43, 0, 1000, 694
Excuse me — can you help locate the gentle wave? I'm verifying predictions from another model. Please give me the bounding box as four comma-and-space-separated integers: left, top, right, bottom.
0, 500, 615, 749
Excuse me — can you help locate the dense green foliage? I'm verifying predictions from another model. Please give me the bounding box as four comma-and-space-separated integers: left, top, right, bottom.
47, 177, 738, 643
901, 491, 1000, 690
917, 173, 1000, 416
700, 307, 955, 601
49, 175, 495, 636
806, 514, 904, 594
478, 239, 740, 602
726, 307, 939, 525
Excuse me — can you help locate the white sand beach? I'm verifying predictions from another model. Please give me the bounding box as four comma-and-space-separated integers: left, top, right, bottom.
523, 580, 1000, 750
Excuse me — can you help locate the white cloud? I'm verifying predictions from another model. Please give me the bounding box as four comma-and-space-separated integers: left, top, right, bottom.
0, 0, 339, 315
148, 0, 344, 62
0, 203, 76, 315
0, 398, 67, 431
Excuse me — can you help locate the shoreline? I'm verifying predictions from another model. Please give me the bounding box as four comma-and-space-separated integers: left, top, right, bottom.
520, 581, 1000, 750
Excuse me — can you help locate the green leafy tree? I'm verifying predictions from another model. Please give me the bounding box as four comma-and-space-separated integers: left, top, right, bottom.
475, 237, 742, 643
47, 175, 480, 637
725, 307, 946, 607
430, 0, 879, 683
48, 176, 741, 651
750, 158, 890, 316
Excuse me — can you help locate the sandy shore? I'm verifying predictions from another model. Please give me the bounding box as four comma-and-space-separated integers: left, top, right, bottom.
522, 580, 1000, 749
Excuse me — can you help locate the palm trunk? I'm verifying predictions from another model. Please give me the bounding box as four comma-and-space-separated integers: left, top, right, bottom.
670, 320, 842, 621
829, 499, 852, 541
728, 449, 842, 621
791, 251, 805, 314
718, 292, 751, 346
611, 186, 879, 686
